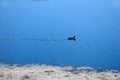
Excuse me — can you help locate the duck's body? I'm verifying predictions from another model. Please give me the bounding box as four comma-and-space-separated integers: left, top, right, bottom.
68, 36, 76, 41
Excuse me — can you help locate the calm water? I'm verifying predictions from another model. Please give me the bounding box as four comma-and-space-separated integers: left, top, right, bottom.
0, 0, 120, 70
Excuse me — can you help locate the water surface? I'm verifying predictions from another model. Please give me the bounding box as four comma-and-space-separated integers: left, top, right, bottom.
0, 0, 120, 70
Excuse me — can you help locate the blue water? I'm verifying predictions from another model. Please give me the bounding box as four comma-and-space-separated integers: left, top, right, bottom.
0, 0, 120, 70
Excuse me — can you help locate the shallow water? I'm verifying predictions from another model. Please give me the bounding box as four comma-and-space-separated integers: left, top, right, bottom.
0, 0, 120, 70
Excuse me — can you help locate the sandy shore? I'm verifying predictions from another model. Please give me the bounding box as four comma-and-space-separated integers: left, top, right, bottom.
0, 63, 120, 80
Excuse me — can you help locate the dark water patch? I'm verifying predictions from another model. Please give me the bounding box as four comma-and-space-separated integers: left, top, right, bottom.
111, 70, 120, 73
16, 64, 25, 67
63, 68, 95, 74
63, 66, 120, 74
95, 68, 108, 73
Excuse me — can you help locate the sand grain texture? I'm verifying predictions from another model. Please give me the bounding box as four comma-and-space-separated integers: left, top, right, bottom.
0, 63, 120, 80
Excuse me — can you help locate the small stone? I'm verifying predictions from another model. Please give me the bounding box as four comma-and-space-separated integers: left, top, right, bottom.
24, 75, 30, 79
114, 75, 117, 77
64, 75, 70, 77
0, 75, 3, 77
